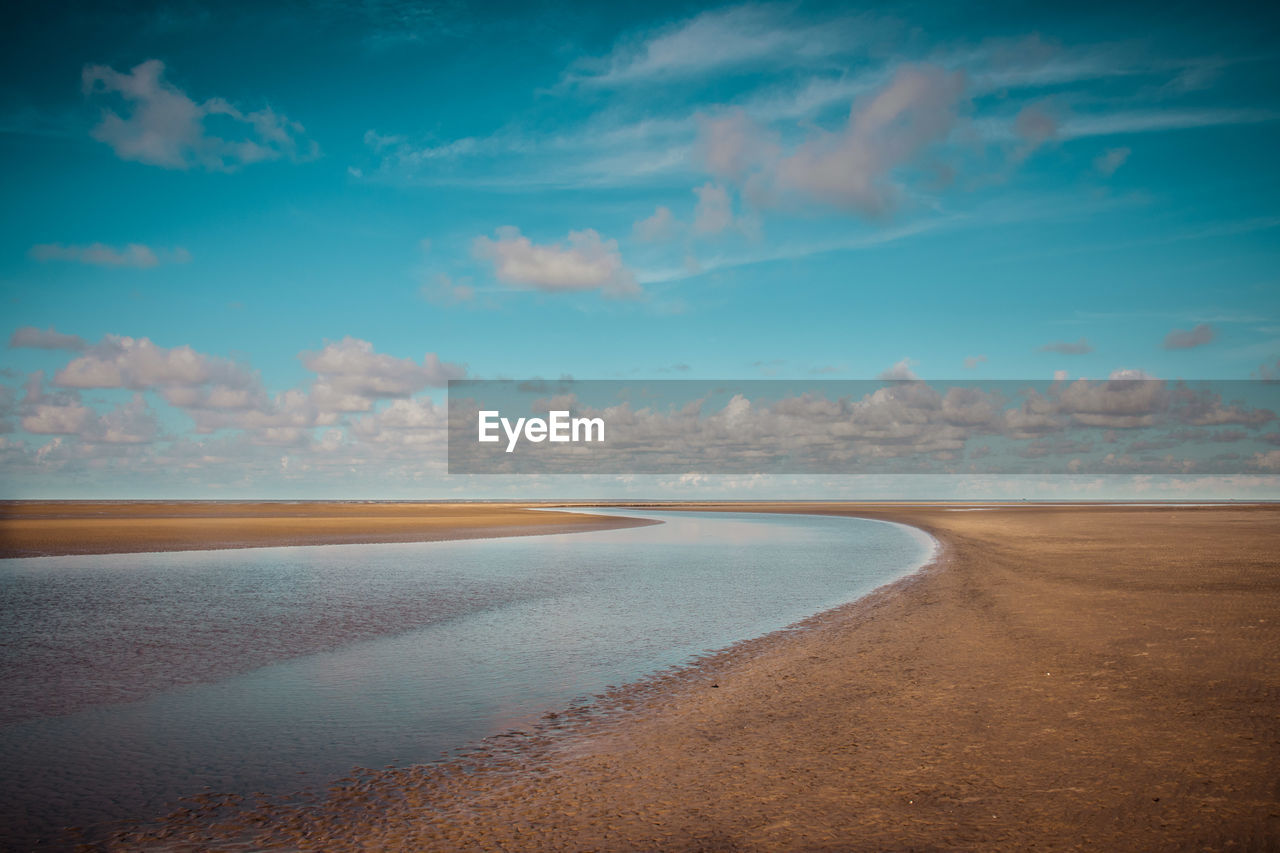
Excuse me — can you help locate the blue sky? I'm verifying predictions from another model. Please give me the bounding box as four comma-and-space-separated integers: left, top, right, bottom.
1, 0, 1278, 498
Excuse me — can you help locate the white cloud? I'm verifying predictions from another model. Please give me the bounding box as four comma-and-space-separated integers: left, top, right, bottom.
697, 110, 778, 180
19, 376, 158, 444
878, 358, 919, 380
473, 227, 641, 297
9, 326, 87, 351
963, 355, 987, 369
82, 59, 318, 171
692, 183, 734, 235
1040, 337, 1094, 355
54, 335, 254, 392
568, 5, 872, 87
696, 65, 967, 218
1060, 108, 1278, 140
28, 242, 189, 267
301, 337, 465, 412
1094, 146, 1131, 176
776, 66, 966, 216
1163, 323, 1215, 350
633, 206, 677, 242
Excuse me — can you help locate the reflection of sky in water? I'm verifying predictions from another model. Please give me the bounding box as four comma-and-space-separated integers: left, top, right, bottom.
0, 511, 931, 845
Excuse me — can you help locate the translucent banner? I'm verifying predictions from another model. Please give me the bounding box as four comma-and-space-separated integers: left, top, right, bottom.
447, 379, 1280, 475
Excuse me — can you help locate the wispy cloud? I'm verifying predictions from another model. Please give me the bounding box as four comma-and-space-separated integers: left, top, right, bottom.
29, 243, 190, 268
1164, 323, 1215, 350
564, 5, 883, 88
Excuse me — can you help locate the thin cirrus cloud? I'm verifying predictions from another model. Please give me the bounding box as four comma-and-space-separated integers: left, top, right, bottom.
8, 326, 87, 351
82, 59, 319, 172
29, 243, 190, 268
472, 226, 641, 297
564, 5, 877, 87
1041, 337, 1094, 355
1164, 323, 1215, 350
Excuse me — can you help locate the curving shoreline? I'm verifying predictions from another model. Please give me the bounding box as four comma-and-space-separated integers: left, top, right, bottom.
0, 502, 657, 558
103, 502, 1280, 851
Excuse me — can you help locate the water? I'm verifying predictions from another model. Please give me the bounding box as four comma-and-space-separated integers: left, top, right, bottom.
0, 510, 933, 847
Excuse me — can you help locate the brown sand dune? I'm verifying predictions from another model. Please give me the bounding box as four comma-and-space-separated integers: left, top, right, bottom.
107, 503, 1280, 852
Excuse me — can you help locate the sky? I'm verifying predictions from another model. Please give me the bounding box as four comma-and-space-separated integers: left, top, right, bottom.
1, 0, 1278, 498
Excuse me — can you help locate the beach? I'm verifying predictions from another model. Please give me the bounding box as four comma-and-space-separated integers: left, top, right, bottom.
0, 501, 655, 558
83, 502, 1280, 851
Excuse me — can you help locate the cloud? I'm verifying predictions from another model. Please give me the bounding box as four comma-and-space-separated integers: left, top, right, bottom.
82, 59, 318, 171
692, 183, 734, 235
697, 110, 778, 181
1163, 323, 1215, 350
28, 242, 190, 267
19, 375, 158, 444
964, 355, 987, 369
703, 65, 967, 218
350, 397, 448, 452
9, 326, 87, 351
1011, 103, 1059, 162
301, 337, 465, 413
878, 358, 919, 380
1040, 337, 1094, 354
473, 227, 640, 297
633, 205, 677, 242
54, 334, 255, 393
1060, 108, 1278, 140
568, 5, 869, 87
1094, 146, 1131, 176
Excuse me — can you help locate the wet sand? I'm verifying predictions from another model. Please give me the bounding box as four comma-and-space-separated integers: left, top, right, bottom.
0, 501, 654, 558
106, 502, 1279, 851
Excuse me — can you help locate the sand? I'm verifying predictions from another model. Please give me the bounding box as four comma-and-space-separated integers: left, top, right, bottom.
0, 501, 655, 558
7, 502, 1269, 845
88, 502, 1280, 852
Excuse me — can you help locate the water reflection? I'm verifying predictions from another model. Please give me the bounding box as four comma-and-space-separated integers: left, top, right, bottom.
0, 510, 932, 846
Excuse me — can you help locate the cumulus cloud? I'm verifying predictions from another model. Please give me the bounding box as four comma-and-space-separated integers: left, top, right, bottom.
1163, 323, 1215, 350
1040, 337, 1094, 354
473, 226, 640, 297
54, 334, 255, 393
19, 375, 158, 444
301, 336, 465, 412
351, 397, 448, 453
964, 354, 987, 369
82, 59, 318, 171
9, 326, 86, 351
29, 243, 189, 268
878, 358, 919, 380
633, 205, 677, 242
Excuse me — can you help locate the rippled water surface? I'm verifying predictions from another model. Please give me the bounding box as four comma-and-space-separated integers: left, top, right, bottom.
0, 510, 932, 847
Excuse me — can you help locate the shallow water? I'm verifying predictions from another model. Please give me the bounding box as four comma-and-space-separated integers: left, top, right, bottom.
0, 510, 932, 848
